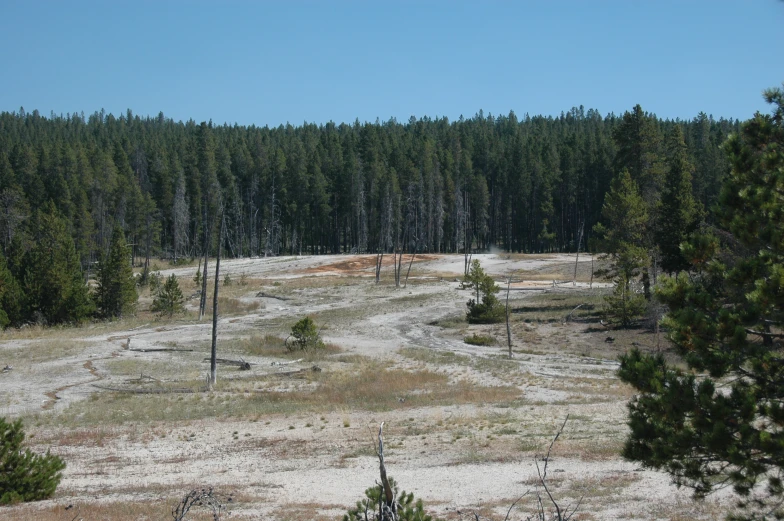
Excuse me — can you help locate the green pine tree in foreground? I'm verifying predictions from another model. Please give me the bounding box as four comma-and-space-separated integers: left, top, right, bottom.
95, 227, 138, 318
618, 85, 784, 520
0, 417, 65, 505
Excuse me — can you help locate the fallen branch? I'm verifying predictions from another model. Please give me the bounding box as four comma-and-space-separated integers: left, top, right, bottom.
270, 358, 303, 366
91, 384, 200, 394
129, 348, 194, 353
255, 291, 292, 301
563, 304, 583, 323
126, 373, 162, 383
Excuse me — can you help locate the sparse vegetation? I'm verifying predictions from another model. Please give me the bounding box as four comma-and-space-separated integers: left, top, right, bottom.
288, 316, 325, 351
464, 333, 495, 346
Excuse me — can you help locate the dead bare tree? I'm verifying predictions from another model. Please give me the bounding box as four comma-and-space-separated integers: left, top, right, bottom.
376, 189, 394, 284
376, 422, 398, 521
172, 487, 232, 521
572, 221, 584, 286
505, 274, 513, 359
209, 207, 225, 387
172, 171, 189, 264
198, 206, 211, 320
462, 416, 581, 521
528, 415, 582, 521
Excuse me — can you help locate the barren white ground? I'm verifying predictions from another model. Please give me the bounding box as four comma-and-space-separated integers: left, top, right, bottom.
0, 254, 733, 520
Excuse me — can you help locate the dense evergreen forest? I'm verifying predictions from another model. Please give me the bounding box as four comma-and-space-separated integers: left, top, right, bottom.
0, 105, 738, 326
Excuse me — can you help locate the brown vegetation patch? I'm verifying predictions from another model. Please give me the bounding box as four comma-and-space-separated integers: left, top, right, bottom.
302, 254, 441, 275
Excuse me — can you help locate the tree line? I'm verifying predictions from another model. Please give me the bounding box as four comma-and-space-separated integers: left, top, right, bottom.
0, 104, 737, 327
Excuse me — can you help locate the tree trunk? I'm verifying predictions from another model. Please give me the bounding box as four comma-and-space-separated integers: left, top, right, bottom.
209, 209, 225, 387
506, 276, 513, 359
403, 251, 415, 288
199, 208, 210, 320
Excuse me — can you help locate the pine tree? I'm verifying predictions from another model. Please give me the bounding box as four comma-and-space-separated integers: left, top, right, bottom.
0, 417, 65, 505
656, 125, 702, 274
151, 274, 184, 317
95, 227, 137, 318
22, 205, 93, 325
592, 170, 649, 326
0, 253, 22, 328
618, 85, 784, 520
464, 259, 504, 323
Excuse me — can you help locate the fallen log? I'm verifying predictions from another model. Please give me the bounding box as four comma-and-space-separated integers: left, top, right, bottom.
202, 357, 252, 370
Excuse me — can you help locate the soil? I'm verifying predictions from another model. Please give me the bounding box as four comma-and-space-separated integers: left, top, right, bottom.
0, 254, 733, 520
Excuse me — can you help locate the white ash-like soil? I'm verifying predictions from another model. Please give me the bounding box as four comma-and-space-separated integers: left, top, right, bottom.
0, 254, 733, 520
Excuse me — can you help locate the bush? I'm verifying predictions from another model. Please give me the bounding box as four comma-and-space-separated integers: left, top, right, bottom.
0, 417, 65, 505
288, 316, 325, 351
343, 477, 439, 521
148, 270, 163, 293
464, 333, 496, 346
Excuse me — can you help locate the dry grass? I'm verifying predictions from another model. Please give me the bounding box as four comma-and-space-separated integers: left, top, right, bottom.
0, 315, 157, 341
42, 362, 520, 427
204, 296, 263, 316
0, 339, 90, 364
5, 501, 174, 521
218, 333, 342, 363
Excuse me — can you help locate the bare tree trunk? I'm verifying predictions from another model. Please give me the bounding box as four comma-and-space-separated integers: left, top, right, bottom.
376, 423, 398, 520
375, 252, 383, 284
199, 241, 209, 319
209, 208, 225, 387
506, 275, 513, 358
403, 251, 415, 288
589, 254, 594, 289
573, 221, 584, 286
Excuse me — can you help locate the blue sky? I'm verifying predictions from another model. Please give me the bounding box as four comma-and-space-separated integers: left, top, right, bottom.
1, 1, 782, 126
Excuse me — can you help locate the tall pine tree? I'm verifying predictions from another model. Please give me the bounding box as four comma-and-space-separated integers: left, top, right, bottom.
618, 85, 784, 520
95, 227, 137, 318
22, 204, 93, 325
656, 125, 702, 274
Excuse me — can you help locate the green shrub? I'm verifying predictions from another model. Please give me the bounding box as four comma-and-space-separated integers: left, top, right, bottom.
148, 271, 162, 293
223, 272, 232, 286
151, 274, 185, 317
604, 274, 646, 328
343, 477, 440, 521
288, 316, 325, 351
464, 333, 496, 346
0, 417, 65, 505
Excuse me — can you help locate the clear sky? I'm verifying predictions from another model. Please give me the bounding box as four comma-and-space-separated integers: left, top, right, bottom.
1, 1, 782, 126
